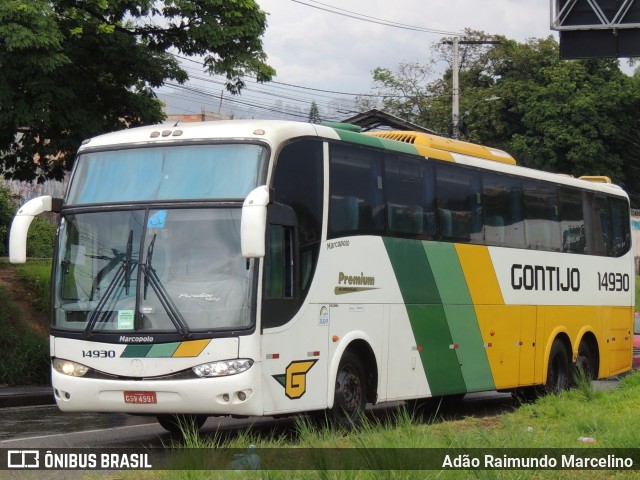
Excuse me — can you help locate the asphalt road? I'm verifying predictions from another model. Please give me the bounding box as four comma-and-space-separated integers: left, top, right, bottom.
0, 390, 519, 448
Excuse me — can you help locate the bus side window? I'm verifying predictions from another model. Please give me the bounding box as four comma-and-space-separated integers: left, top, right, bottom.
584, 193, 610, 256
384, 154, 436, 238
559, 188, 586, 254
435, 164, 481, 242
482, 173, 524, 247
328, 143, 384, 238
523, 181, 561, 251
609, 197, 631, 257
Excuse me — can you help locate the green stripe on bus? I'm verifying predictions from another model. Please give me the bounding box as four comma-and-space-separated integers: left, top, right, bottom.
383, 237, 466, 395
148, 342, 181, 357
333, 129, 420, 156
121, 344, 153, 358
406, 304, 466, 395
383, 237, 439, 304
423, 243, 495, 392
121, 343, 184, 358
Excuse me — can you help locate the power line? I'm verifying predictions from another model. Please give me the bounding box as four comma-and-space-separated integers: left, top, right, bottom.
290, 0, 463, 36
172, 53, 400, 98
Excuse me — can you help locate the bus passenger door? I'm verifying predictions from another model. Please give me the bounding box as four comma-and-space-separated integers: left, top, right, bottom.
260, 205, 327, 415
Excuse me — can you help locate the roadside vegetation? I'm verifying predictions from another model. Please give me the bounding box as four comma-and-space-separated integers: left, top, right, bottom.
0, 282, 49, 385
108, 371, 640, 479
0, 258, 51, 385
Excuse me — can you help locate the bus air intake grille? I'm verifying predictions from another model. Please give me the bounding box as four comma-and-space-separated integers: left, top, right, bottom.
370, 132, 417, 144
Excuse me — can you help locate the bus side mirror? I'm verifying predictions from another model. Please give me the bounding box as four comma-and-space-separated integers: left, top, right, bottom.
9, 195, 62, 264
241, 186, 270, 258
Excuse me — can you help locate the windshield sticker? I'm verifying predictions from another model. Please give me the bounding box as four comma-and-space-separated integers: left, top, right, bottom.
117, 310, 135, 330
178, 293, 221, 302
147, 210, 167, 229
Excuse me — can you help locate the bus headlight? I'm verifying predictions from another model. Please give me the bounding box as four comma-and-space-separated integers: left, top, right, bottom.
53, 358, 90, 377
193, 359, 253, 378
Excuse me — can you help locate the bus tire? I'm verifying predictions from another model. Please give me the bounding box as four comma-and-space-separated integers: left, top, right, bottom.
545, 339, 570, 394
157, 414, 207, 434
511, 386, 540, 404
573, 339, 597, 385
329, 351, 367, 429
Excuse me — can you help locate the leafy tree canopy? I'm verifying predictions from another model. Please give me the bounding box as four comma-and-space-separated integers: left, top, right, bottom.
359, 30, 640, 204
0, 0, 275, 182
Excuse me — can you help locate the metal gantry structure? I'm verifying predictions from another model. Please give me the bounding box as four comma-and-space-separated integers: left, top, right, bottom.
550, 0, 640, 31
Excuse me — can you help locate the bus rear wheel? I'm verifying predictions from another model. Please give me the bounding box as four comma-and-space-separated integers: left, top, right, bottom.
329, 351, 367, 429
157, 414, 207, 434
573, 339, 597, 385
545, 339, 570, 394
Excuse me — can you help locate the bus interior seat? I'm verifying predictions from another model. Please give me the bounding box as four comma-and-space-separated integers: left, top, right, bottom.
438, 208, 452, 237
388, 204, 424, 234
330, 196, 359, 232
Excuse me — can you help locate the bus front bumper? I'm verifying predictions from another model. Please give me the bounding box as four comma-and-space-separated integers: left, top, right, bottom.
51, 363, 263, 416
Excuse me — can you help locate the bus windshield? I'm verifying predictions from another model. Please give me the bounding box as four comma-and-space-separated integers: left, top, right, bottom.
66, 144, 267, 204
54, 208, 254, 334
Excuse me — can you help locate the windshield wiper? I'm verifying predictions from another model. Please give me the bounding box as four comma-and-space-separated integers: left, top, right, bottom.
140, 233, 191, 339
84, 230, 135, 338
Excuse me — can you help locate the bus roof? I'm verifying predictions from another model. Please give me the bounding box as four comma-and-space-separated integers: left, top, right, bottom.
78, 120, 626, 199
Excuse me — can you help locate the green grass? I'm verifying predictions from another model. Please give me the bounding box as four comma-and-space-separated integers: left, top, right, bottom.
11, 259, 52, 311
119, 372, 640, 480
0, 283, 49, 385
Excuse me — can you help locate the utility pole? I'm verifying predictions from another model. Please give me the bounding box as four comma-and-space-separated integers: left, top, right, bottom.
451, 37, 460, 140
445, 38, 500, 139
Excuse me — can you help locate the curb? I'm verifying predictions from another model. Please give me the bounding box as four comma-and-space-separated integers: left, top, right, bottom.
0, 387, 55, 408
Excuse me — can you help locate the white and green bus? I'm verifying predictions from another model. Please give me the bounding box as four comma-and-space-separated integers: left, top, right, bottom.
10, 120, 634, 431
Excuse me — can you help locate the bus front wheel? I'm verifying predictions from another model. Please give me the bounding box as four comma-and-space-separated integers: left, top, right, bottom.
157, 414, 208, 434
545, 339, 570, 394
329, 351, 367, 429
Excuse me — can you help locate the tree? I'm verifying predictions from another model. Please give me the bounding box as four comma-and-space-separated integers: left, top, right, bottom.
362, 32, 640, 204
484, 38, 640, 202
356, 30, 500, 136
308, 101, 321, 123
0, 0, 275, 182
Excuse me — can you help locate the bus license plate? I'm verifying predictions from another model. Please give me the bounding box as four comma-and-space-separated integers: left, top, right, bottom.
124, 391, 157, 404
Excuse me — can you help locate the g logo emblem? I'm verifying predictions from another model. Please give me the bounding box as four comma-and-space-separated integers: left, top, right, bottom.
273, 360, 317, 399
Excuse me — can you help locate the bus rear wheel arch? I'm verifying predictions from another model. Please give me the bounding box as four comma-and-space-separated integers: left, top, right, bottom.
328, 343, 377, 429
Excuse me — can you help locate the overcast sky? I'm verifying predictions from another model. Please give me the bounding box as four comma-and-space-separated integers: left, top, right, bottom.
257, 0, 555, 93
161, 1, 557, 119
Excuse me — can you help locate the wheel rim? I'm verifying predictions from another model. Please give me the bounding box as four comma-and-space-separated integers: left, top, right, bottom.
336, 365, 363, 419
575, 342, 595, 381
550, 354, 568, 392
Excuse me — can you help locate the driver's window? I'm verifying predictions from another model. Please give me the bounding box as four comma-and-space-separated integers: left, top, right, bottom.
264, 224, 294, 299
